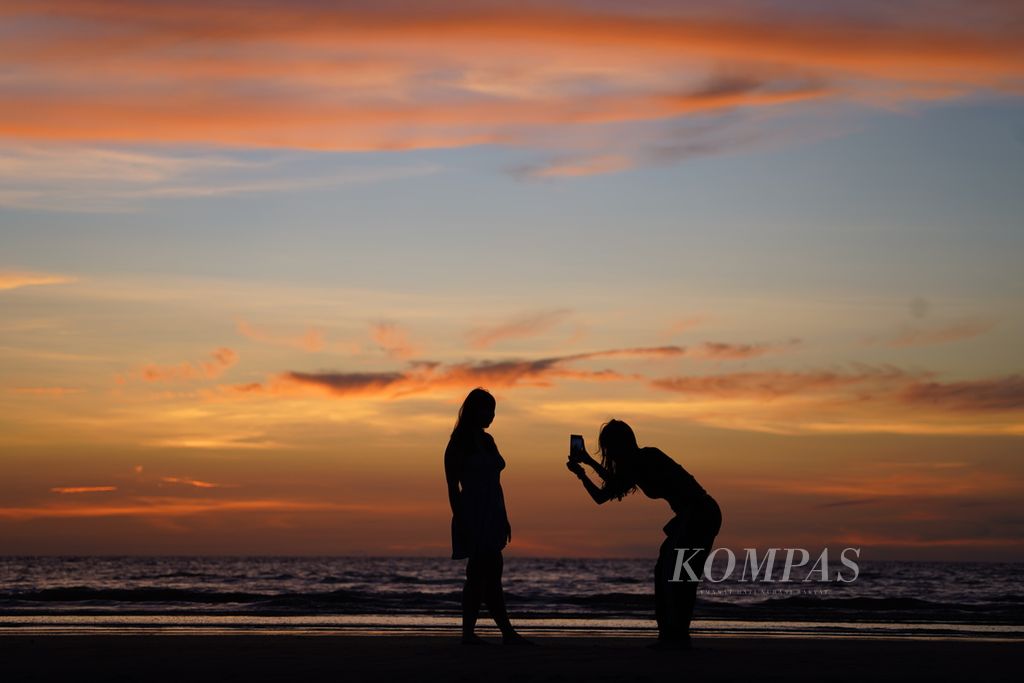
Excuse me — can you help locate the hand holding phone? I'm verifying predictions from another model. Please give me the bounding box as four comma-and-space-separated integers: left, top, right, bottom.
569, 434, 586, 463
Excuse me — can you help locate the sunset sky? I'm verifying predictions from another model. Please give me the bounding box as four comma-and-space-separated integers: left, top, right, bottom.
1, 0, 1022, 559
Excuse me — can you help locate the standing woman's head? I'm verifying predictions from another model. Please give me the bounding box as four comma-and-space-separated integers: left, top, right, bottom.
598, 419, 640, 499
452, 388, 496, 435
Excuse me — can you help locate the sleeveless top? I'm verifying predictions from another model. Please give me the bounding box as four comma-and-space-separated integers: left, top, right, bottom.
446, 430, 509, 559
626, 447, 708, 515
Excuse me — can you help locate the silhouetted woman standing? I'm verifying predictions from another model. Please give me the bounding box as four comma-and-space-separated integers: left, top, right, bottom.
567, 420, 722, 649
445, 388, 530, 645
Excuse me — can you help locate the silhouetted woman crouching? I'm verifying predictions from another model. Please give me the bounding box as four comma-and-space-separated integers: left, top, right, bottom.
567, 419, 722, 649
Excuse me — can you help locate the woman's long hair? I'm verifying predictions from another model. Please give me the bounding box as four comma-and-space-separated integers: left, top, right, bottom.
598, 419, 639, 500
451, 387, 496, 438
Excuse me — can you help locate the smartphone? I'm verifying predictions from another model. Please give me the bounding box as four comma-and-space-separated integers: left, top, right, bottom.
570, 434, 585, 453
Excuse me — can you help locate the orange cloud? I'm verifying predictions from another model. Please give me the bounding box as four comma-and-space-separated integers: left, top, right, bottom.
468, 309, 572, 349
204, 345, 1022, 435
10, 386, 82, 397
690, 339, 801, 360
2, 1, 1020, 167
898, 375, 1024, 412
7, 2, 1021, 82
735, 465, 1020, 499
148, 435, 278, 450
643, 367, 1024, 434
50, 486, 117, 494
160, 476, 222, 489
236, 318, 326, 352
427, 358, 624, 390
569, 346, 685, 361
868, 318, 997, 348
138, 347, 238, 382
0, 270, 75, 291
525, 155, 632, 178
371, 322, 418, 359
651, 366, 916, 399
663, 315, 710, 338
0, 496, 439, 521
834, 533, 1024, 550
215, 345, 680, 400
0, 68, 828, 151
283, 371, 399, 395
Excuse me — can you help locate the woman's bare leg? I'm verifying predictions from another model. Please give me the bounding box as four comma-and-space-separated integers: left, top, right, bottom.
479, 552, 532, 644
462, 556, 484, 642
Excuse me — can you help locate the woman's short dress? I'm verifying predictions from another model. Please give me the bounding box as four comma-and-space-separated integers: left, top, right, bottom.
449, 432, 509, 560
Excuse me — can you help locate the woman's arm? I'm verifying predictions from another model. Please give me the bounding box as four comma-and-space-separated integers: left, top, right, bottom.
569, 448, 614, 482
571, 448, 632, 498
585, 456, 614, 483
567, 461, 612, 505
444, 440, 462, 515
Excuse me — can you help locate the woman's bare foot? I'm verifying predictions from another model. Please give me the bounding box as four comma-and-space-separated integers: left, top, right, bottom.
502, 632, 536, 646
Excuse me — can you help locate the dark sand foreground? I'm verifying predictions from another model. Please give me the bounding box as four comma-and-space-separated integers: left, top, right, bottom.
1, 634, 1020, 682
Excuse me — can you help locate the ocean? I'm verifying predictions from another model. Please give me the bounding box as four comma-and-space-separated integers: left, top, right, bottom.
1, 557, 1021, 639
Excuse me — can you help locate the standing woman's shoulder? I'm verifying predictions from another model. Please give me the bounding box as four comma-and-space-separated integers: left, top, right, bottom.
473, 430, 499, 456
445, 429, 471, 466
